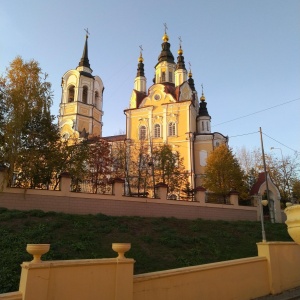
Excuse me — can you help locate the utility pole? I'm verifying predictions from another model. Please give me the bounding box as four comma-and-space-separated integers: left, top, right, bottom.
259, 127, 275, 223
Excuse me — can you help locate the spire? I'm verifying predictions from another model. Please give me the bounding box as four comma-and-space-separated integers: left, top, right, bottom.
199, 85, 210, 117
136, 45, 145, 77
156, 23, 174, 65
188, 62, 195, 91
78, 29, 91, 69
176, 36, 186, 70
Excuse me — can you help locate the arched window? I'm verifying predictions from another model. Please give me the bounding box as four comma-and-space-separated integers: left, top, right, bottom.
169, 71, 172, 83
154, 124, 161, 138
95, 91, 99, 108
139, 126, 147, 140
168, 122, 176, 136
202, 121, 204, 131
206, 121, 209, 131
68, 85, 75, 102
162, 71, 166, 82
82, 86, 88, 104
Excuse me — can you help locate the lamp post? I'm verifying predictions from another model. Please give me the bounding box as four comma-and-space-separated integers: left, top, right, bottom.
258, 193, 268, 242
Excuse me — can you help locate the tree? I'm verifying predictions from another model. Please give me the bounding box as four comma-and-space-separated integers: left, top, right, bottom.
235, 146, 299, 202
292, 179, 300, 202
52, 135, 89, 191
265, 153, 299, 201
152, 144, 188, 196
87, 139, 113, 193
13, 110, 60, 188
0, 56, 55, 184
203, 144, 246, 203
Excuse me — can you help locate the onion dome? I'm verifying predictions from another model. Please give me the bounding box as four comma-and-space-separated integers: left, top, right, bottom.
136, 51, 145, 77
176, 44, 186, 70
188, 69, 195, 91
156, 32, 174, 65
199, 87, 210, 117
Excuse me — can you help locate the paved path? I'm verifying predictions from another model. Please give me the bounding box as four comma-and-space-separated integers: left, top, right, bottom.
254, 287, 300, 300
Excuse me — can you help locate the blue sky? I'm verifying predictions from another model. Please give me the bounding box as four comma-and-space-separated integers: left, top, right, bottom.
1, 0, 299, 159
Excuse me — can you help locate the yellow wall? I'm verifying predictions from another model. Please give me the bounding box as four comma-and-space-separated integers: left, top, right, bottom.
1, 242, 300, 300
126, 84, 195, 180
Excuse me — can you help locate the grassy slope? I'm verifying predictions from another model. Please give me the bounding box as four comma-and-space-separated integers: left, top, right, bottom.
0, 207, 292, 293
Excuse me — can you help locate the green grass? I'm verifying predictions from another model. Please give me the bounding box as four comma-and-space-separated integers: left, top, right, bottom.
0, 207, 292, 293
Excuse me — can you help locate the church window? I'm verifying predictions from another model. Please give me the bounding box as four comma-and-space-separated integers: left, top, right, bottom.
200, 150, 208, 166
162, 71, 166, 82
139, 126, 147, 140
169, 72, 172, 83
168, 122, 176, 136
95, 91, 99, 108
154, 124, 161, 138
82, 86, 88, 104
207, 121, 209, 131
202, 121, 204, 131
68, 85, 75, 102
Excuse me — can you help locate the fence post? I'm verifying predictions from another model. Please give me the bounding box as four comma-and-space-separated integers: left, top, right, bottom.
155, 183, 168, 200
229, 190, 239, 206
0, 165, 8, 191
195, 186, 206, 204
59, 172, 71, 194
112, 178, 125, 197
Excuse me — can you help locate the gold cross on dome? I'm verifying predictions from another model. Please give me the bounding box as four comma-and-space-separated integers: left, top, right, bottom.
179, 36, 182, 47
84, 28, 90, 37
139, 45, 143, 54
163, 23, 168, 34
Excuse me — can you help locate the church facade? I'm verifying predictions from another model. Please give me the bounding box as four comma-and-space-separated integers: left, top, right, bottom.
58, 31, 228, 188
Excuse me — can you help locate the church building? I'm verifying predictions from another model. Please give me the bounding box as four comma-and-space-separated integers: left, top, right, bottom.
59, 33, 104, 140
58, 30, 228, 188
124, 30, 228, 187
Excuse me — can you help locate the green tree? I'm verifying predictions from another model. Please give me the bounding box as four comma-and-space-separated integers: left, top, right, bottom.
203, 144, 246, 203
13, 110, 60, 188
152, 144, 188, 196
0, 56, 55, 184
52, 135, 89, 191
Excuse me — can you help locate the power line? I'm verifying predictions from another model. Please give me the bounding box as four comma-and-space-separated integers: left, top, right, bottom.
229, 131, 258, 138
213, 97, 300, 127
262, 132, 299, 154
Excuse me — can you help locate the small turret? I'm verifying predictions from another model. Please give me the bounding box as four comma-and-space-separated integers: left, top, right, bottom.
197, 85, 211, 134
154, 24, 176, 84
134, 46, 146, 93
175, 37, 187, 86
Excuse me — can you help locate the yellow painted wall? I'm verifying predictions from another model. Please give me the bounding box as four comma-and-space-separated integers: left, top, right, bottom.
133, 257, 269, 300
2, 242, 300, 300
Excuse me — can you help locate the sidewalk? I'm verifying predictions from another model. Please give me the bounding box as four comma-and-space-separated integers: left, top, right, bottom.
254, 286, 300, 300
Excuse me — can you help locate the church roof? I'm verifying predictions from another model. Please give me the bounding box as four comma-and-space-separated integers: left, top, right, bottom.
102, 134, 126, 142
78, 34, 91, 69
155, 33, 175, 67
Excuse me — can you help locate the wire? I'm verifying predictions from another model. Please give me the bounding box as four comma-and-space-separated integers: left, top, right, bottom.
212, 97, 300, 127
229, 131, 259, 138
262, 132, 299, 154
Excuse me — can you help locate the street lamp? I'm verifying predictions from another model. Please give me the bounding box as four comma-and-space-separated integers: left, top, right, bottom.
257, 193, 268, 242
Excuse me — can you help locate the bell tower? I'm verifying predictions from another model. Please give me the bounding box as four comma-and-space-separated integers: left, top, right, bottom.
59, 31, 104, 139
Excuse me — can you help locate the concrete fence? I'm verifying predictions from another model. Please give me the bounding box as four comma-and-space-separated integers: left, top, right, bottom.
0, 170, 259, 221
1, 242, 300, 300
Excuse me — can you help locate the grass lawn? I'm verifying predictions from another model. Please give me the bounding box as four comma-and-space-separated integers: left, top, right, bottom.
0, 207, 292, 293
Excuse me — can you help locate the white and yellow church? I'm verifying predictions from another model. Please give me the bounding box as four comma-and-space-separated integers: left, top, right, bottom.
59, 30, 228, 188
